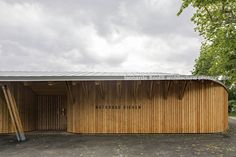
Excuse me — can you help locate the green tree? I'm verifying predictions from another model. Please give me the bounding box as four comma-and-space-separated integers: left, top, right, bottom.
178, 0, 236, 83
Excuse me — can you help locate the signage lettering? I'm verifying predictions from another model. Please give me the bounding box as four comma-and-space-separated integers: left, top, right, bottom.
95, 105, 141, 109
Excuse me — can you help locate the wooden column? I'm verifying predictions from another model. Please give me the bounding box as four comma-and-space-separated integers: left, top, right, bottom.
133, 81, 141, 98
1, 84, 26, 142
95, 81, 105, 99
82, 82, 89, 98
178, 81, 189, 100
163, 81, 171, 99
148, 81, 154, 99
116, 81, 122, 98
66, 82, 74, 105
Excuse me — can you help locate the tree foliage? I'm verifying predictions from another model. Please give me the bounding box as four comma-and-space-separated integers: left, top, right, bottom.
178, 0, 236, 83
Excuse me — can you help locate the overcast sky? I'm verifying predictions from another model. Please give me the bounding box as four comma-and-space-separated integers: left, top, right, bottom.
0, 0, 201, 74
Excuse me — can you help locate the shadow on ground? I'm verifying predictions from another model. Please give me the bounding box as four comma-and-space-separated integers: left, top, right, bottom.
0, 119, 236, 157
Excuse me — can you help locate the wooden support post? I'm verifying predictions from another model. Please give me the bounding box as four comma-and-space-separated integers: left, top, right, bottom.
95, 81, 105, 99
0, 88, 4, 100
48, 81, 54, 86
82, 82, 89, 98
116, 81, 122, 98
1, 85, 20, 141
72, 81, 77, 86
149, 81, 154, 99
6, 85, 26, 141
133, 81, 141, 98
66, 82, 74, 105
23, 82, 30, 86
1, 84, 26, 142
163, 81, 171, 100
178, 81, 189, 100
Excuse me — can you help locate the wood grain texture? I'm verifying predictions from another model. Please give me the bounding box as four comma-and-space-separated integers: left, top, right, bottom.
67, 80, 228, 133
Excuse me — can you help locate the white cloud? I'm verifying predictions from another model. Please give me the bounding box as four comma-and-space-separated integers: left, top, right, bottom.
0, 0, 200, 74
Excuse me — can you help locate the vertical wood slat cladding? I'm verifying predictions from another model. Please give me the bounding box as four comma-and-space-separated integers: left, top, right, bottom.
0, 83, 37, 133
37, 95, 66, 131
68, 80, 228, 133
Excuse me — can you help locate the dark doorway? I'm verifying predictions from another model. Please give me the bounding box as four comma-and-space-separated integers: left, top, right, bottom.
37, 95, 67, 131
27, 82, 68, 131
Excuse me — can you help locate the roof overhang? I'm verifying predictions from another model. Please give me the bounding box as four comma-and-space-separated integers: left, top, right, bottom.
0, 71, 228, 91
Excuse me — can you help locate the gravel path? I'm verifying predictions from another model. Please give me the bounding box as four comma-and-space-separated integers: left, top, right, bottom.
0, 119, 236, 157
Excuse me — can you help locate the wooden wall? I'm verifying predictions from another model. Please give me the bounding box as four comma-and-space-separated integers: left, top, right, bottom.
0, 83, 37, 133
67, 80, 228, 133
37, 95, 67, 131
0, 80, 229, 134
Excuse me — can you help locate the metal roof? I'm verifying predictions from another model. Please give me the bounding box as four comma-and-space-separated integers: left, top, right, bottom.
0, 71, 227, 90
0, 71, 174, 77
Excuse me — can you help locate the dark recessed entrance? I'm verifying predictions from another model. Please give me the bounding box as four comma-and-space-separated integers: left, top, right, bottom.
29, 82, 67, 131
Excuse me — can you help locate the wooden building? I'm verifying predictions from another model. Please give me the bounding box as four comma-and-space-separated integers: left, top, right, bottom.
0, 72, 228, 141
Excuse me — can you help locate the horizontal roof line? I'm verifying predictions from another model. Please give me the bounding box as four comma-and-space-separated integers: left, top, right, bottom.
0, 71, 227, 91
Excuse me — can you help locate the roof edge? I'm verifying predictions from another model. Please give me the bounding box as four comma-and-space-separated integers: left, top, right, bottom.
0, 75, 228, 92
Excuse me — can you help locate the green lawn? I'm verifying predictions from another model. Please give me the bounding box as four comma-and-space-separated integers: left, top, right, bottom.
229, 112, 236, 117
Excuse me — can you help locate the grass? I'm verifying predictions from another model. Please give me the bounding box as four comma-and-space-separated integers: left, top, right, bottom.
229, 112, 236, 117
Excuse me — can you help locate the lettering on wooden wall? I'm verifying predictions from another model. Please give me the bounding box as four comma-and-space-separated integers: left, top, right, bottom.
95, 105, 141, 109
